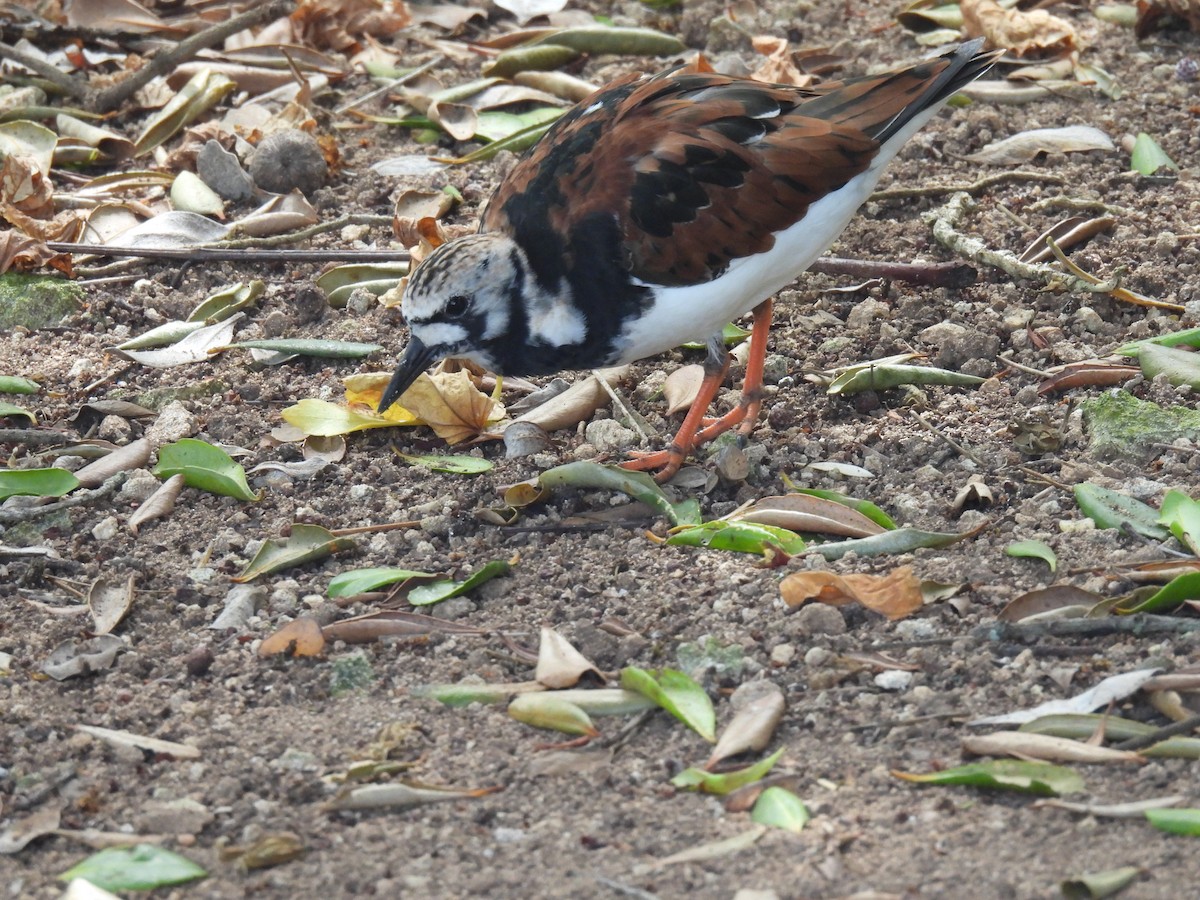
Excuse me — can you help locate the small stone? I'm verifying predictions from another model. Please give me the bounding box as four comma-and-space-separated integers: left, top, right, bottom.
769, 643, 796, 666
119, 468, 162, 502
134, 798, 213, 835
97, 415, 133, 443
259, 309, 289, 338
209, 584, 267, 629
874, 670, 914, 691
196, 140, 254, 201
793, 603, 846, 636
733, 891, 781, 900
584, 419, 637, 454
1176, 56, 1199, 83
91, 516, 120, 541
145, 401, 199, 449
893, 619, 937, 641
291, 283, 328, 325
184, 645, 214, 677
803, 646, 834, 666
846, 298, 889, 331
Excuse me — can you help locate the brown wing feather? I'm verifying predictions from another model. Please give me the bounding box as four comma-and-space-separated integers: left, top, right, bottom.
483, 45, 991, 288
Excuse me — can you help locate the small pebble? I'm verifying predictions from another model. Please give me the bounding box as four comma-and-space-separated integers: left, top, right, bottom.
874, 670, 914, 691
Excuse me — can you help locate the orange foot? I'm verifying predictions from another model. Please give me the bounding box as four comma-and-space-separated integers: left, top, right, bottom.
620, 298, 774, 484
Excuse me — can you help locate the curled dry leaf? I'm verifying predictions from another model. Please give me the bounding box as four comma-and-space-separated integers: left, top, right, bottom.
966, 126, 1115, 165
129, 474, 184, 535
534, 627, 603, 689
962, 731, 1145, 765
74, 724, 200, 759
730, 493, 886, 538
1037, 361, 1140, 395
780, 565, 924, 621
41, 635, 124, 681
998, 584, 1103, 623
707, 681, 786, 769
396, 370, 506, 444
960, 0, 1077, 57
514, 366, 629, 432
662, 364, 705, 415
750, 36, 812, 87
88, 575, 136, 636
259, 616, 326, 657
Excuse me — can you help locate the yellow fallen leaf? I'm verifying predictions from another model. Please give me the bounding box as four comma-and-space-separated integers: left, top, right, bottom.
259, 616, 326, 658
779, 565, 923, 620
397, 370, 506, 445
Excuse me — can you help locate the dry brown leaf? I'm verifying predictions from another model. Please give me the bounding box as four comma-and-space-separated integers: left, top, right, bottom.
997, 585, 1102, 623
513, 366, 629, 432
289, 0, 412, 52
965, 126, 1114, 165
962, 731, 1145, 764
259, 616, 326, 657
961, 0, 1077, 58
409, 3, 487, 33
534, 627, 602, 689
88, 575, 136, 636
129, 473, 184, 535
399, 370, 504, 445
731, 493, 886, 538
707, 681, 786, 769
0, 155, 54, 219
662, 364, 706, 415
0, 231, 74, 275
1036, 361, 1140, 395
1, 204, 87, 242
779, 565, 924, 620
750, 36, 813, 87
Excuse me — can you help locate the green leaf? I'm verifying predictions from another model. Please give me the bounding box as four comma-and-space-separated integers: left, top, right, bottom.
813, 526, 974, 561
281, 397, 414, 436
672, 747, 785, 794
682, 322, 751, 349
187, 280, 264, 323
0, 400, 35, 423
223, 339, 382, 358
327, 566, 440, 598
537, 461, 700, 526
666, 520, 806, 556
827, 363, 985, 395
1115, 571, 1200, 614
398, 453, 493, 475
1158, 489, 1200, 555
1005, 539, 1058, 572
1116, 327, 1200, 357
751, 786, 810, 833
1144, 808, 1200, 836
620, 666, 716, 742
0, 467, 80, 501
893, 760, 1085, 796
1073, 483, 1169, 540
1060, 867, 1141, 900
508, 694, 598, 737
234, 523, 357, 582
1138, 344, 1200, 390
790, 487, 897, 530
407, 559, 511, 606
0, 375, 39, 394
1129, 132, 1178, 175
152, 438, 260, 501
59, 844, 207, 891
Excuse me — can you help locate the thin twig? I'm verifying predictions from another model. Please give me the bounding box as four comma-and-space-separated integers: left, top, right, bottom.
871, 170, 1065, 201
335, 56, 444, 114
910, 411, 990, 468
1113, 712, 1200, 752
327, 521, 421, 537
0, 429, 69, 446
809, 256, 976, 288
0, 41, 88, 99
972, 614, 1200, 642
0, 473, 126, 524
996, 354, 1051, 378
597, 377, 651, 443
90, 0, 297, 112
848, 711, 971, 732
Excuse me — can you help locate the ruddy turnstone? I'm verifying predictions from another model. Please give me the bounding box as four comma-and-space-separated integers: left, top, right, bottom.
379, 40, 1001, 480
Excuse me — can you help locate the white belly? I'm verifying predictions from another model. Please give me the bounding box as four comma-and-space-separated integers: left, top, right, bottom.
611, 109, 941, 365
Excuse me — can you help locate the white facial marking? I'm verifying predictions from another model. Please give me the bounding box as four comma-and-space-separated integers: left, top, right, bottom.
528, 299, 586, 346
412, 321, 469, 348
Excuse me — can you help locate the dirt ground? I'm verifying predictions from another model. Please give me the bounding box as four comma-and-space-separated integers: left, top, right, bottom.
4, 1, 1200, 898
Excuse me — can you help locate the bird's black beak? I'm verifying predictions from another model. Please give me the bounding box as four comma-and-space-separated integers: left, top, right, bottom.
378, 335, 437, 413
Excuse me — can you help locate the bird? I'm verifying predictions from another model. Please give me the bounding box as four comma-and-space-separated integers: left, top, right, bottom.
378, 40, 1001, 481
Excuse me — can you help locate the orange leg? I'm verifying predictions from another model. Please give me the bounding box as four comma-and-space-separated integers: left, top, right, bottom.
621, 298, 773, 483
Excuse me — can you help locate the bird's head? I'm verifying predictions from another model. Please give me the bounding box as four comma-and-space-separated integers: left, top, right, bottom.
378, 232, 523, 413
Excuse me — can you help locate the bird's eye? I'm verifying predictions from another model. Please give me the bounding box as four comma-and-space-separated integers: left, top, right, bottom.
445, 294, 470, 318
